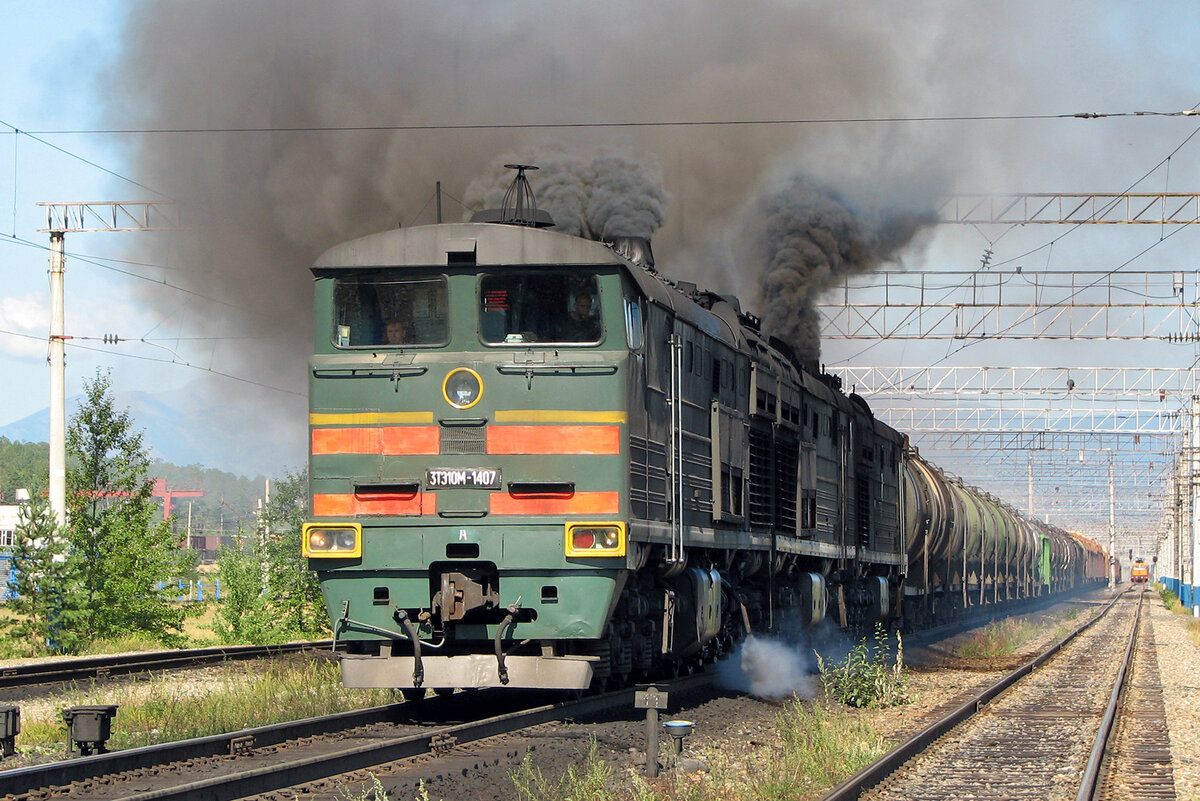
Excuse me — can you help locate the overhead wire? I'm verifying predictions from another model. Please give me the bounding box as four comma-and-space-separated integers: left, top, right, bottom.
0, 233, 278, 317
62, 338, 302, 396
839, 106, 1200, 528
15, 108, 1200, 136
0, 125, 315, 417
835, 101, 1200, 371
0, 119, 173, 200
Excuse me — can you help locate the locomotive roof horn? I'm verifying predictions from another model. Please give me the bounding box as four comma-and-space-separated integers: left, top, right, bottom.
470, 164, 556, 228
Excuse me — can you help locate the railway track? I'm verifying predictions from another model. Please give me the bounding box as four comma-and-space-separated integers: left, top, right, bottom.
823, 586, 1173, 801
1094, 596, 1175, 800
0, 673, 710, 800
0, 641, 333, 689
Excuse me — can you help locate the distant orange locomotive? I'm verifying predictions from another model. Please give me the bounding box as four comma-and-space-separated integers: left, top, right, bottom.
1130, 558, 1149, 584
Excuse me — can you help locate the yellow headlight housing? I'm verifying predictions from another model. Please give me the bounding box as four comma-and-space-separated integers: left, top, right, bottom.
302, 522, 362, 558
442, 367, 483, 410
565, 521, 626, 557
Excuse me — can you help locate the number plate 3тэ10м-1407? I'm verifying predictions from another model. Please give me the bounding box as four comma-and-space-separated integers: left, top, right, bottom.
425, 468, 502, 489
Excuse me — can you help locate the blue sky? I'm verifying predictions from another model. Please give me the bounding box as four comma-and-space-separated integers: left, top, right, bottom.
0, 1, 193, 421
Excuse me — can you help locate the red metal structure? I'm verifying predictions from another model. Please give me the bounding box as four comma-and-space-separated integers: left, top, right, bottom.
150, 479, 204, 522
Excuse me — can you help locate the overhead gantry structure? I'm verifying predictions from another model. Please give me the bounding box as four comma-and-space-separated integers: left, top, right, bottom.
818, 193, 1200, 566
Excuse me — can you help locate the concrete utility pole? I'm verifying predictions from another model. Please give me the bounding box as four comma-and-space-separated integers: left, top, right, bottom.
1192, 395, 1200, 616
47, 231, 67, 527
1108, 454, 1116, 590
1028, 454, 1035, 520
37, 201, 175, 526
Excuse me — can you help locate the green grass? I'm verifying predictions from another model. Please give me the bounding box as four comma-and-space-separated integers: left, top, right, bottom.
757, 699, 887, 799
1156, 583, 1200, 646
511, 736, 616, 801
14, 657, 398, 759
1157, 582, 1184, 614
955, 617, 1041, 659
0, 601, 223, 658
619, 699, 887, 801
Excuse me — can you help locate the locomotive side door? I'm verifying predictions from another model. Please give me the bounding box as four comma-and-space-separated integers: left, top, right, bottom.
636, 303, 675, 529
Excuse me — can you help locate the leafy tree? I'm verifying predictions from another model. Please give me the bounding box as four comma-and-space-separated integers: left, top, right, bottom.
260, 468, 327, 637
211, 469, 328, 643
65, 370, 193, 646
0, 438, 50, 502
2, 497, 87, 654
212, 530, 276, 643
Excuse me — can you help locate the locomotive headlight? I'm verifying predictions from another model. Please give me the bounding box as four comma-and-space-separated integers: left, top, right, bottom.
565, 521, 626, 557
302, 522, 362, 558
442, 367, 483, 410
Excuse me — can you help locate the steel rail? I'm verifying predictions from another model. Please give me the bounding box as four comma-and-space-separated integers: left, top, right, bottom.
0, 640, 333, 688
0, 691, 405, 798
1076, 585, 1145, 801
0, 672, 710, 800
819, 590, 1126, 801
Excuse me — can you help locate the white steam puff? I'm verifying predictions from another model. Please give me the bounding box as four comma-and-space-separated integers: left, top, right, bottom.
716, 635, 816, 700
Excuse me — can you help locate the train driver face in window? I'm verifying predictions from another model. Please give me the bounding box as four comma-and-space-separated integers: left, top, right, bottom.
570, 293, 594, 321
385, 319, 407, 345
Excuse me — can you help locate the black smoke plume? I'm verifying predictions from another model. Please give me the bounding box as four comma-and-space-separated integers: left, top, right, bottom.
93, 1, 1025, 469
465, 150, 669, 240
750, 174, 935, 366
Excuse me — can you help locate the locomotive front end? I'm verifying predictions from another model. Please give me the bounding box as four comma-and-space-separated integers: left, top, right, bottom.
305, 222, 638, 692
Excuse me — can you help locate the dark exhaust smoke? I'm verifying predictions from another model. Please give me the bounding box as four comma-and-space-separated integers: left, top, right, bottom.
466, 151, 669, 240
95, 1, 969, 470
751, 173, 935, 366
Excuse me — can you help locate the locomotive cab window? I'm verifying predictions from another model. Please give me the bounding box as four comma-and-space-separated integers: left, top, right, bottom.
480, 271, 602, 345
332, 271, 448, 348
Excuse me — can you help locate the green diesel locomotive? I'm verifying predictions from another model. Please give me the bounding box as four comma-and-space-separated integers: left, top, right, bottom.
304, 169, 1106, 694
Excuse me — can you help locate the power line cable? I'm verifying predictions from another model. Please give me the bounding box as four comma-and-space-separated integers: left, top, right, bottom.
0, 119, 172, 200
0, 329, 296, 394
0, 233, 276, 317
16, 108, 1200, 136
64, 339, 303, 396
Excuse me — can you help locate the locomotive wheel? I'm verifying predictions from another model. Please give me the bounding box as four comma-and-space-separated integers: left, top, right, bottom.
401, 688, 426, 702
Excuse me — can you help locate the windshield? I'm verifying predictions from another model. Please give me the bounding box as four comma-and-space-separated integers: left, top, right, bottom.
480, 271, 601, 345
332, 272, 448, 348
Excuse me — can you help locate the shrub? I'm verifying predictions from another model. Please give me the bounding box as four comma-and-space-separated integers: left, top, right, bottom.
816, 624, 909, 709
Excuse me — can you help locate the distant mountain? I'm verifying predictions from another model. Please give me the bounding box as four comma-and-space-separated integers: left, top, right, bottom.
0, 378, 307, 480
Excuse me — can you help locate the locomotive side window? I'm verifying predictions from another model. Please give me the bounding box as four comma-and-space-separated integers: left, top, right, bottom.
480, 271, 601, 345
331, 272, 448, 348
623, 297, 644, 350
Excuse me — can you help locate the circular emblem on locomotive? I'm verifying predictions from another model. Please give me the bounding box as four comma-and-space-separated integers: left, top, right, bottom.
442, 367, 483, 409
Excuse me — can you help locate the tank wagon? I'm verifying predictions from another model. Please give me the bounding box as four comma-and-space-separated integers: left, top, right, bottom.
900, 449, 1089, 627
304, 168, 1108, 693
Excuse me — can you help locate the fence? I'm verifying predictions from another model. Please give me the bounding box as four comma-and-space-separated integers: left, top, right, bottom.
0, 569, 222, 603
155, 579, 222, 602
1160, 575, 1195, 610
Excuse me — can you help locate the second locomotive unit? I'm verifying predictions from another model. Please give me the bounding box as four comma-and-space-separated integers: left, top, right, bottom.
303, 167, 1106, 693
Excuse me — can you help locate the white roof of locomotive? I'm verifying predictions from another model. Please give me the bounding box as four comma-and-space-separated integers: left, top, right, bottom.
312, 222, 622, 270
